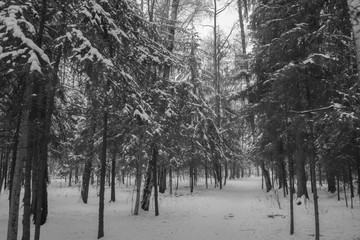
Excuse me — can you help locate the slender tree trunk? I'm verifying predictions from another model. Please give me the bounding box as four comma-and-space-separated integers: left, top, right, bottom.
163, 0, 180, 80
224, 162, 228, 186
169, 167, 172, 195
8, 114, 21, 197
159, 164, 166, 193
22, 146, 32, 240
295, 130, 308, 200
337, 174, 340, 201
133, 131, 144, 216
190, 158, 194, 193
344, 172, 348, 207
153, 145, 159, 216
81, 122, 95, 204
349, 165, 354, 209
237, 0, 247, 55
68, 167, 72, 187
110, 150, 116, 202
318, 162, 323, 187
141, 141, 155, 211
205, 160, 208, 189
327, 162, 337, 193
98, 97, 108, 239
7, 82, 31, 240
288, 151, 294, 235
261, 161, 272, 192
309, 128, 319, 240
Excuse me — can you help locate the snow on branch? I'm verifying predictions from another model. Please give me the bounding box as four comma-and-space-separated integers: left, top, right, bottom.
0, 4, 50, 73
289, 104, 344, 114
69, 28, 113, 68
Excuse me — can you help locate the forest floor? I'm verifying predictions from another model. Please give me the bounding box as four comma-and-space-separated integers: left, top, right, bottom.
0, 176, 359, 240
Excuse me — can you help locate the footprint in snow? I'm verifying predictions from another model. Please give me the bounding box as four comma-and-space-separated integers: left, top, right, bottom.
224, 213, 234, 219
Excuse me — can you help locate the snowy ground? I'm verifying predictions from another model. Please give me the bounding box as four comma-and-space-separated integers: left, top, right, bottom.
0, 177, 359, 240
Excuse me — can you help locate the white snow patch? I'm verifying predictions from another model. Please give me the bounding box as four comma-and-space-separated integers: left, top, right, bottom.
0, 178, 359, 240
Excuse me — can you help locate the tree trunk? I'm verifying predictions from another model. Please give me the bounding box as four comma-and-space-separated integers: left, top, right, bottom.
349, 165, 354, 209
337, 174, 340, 201
97, 107, 108, 239
237, 0, 247, 55
153, 145, 159, 216
261, 161, 272, 192
141, 143, 155, 211
295, 131, 308, 199
326, 162, 337, 193
163, 0, 180, 80
190, 158, 194, 193
68, 167, 72, 187
318, 162, 323, 187
22, 145, 32, 240
224, 162, 228, 186
169, 167, 172, 195
205, 160, 208, 189
288, 151, 294, 235
7, 82, 31, 240
8, 113, 22, 197
344, 172, 348, 207
110, 150, 116, 202
309, 137, 319, 240
159, 164, 166, 193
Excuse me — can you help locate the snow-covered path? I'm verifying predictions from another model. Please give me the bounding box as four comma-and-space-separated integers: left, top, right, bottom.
0, 177, 359, 240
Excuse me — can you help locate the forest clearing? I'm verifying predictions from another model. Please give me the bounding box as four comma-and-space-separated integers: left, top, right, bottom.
1, 176, 359, 240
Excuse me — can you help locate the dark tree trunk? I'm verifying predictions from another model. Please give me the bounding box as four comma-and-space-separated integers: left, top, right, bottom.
205, 160, 208, 189
337, 174, 340, 201
190, 159, 194, 193
97, 108, 107, 239
295, 131, 308, 199
344, 172, 348, 207
159, 164, 166, 193
22, 146, 32, 240
141, 144, 156, 211
326, 162, 337, 193
153, 145, 159, 216
169, 167, 172, 195
110, 150, 116, 202
81, 123, 95, 204
68, 168, 72, 187
349, 165, 354, 209
356, 147, 360, 200
8, 113, 22, 197
133, 160, 142, 215
318, 162, 323, 187
224, 162, 228, 186
288, 151, 294, 235
261, 161, 272, 192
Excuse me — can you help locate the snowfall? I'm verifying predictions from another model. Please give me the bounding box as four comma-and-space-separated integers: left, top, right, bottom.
0, 177, 359, 240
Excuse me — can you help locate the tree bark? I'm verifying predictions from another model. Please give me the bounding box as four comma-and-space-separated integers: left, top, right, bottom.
110, 150, 116, 202
97, 107, 108, 239
81, 122, 95, 204
163, 0, 180, 80
153, 145, 159, 216
295, 130, 308, 199
7, 81, 31, 240
159, 164, 166, 193
288, 151, 294, 235
261, 161, 272, 192
141, 143, 155, 211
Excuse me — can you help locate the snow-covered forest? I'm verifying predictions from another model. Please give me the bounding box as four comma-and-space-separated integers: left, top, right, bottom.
1, 0, 360, 239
